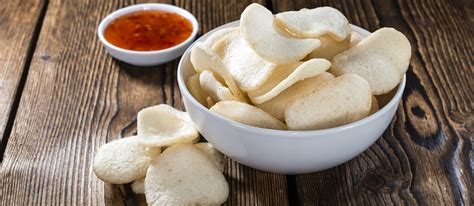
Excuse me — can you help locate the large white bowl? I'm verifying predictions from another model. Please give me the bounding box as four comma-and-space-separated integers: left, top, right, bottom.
177, 21, 406, 174
98, 4, 198, 66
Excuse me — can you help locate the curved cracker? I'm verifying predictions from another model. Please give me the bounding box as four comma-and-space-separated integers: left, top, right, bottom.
145, 144, 229, 206
195, 143, 226, 172
275, 7, 350, 41
212, 30, 276, 91
186, 73, 208, 106
93, 136, 160, 184
190, 43, 245, 100
285, 74, 372, 130
199, 70, 240, 102
257, 72, 335, 121
210, 101, 287, 130
137, 105, 198, 147
241, 3, 320, 64
248, 58, 331, 104
331, 28, 411, 95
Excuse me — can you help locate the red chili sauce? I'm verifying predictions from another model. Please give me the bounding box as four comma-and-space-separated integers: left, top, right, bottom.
104, 10, 193, 51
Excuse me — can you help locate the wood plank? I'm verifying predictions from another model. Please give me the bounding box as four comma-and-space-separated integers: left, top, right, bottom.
272, 0, 472, 205
0, 0, 47, 158
0, 0, 288, 205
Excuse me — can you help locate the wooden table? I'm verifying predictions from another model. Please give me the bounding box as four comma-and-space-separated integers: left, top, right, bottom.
1, 0, 472, 205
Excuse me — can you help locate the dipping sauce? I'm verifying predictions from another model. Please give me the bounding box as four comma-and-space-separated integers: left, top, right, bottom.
104, 10, 193, 51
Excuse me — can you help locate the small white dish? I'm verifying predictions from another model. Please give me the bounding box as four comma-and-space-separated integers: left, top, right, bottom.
177, 21, 406, 174
98, 3, 198, 66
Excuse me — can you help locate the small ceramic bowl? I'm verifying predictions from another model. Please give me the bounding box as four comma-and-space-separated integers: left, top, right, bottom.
98, 3, 198, 66
177, 21, 406, 174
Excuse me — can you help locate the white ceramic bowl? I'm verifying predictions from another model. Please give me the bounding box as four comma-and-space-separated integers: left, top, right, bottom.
177, 21, 406, 174
98, 4, 198, 66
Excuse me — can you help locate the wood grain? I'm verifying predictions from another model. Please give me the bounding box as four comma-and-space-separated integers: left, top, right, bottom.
1, 0, 471, 205
0, 0, 47, 159
272, 0, 473, 205
0, 0, 288, 205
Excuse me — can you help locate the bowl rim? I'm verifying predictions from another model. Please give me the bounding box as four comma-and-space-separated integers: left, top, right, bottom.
177, 21, 406, 136
97, 3, 199, 55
